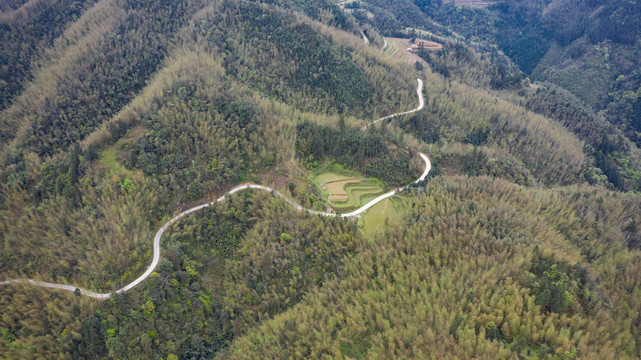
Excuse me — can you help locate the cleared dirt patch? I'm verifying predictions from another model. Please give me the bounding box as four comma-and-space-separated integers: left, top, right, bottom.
383, 37, 442, 65
385, 37, 443, 51
326, 178, 361, 201
443, 0, 494, 7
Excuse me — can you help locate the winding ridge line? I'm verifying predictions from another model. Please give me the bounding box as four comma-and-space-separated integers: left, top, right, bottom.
1, 78, 429, 299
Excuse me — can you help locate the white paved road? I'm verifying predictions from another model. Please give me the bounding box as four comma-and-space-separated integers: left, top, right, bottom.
1, 78, 429, 299
363, 78, 424, 130
360, 30, 369, 44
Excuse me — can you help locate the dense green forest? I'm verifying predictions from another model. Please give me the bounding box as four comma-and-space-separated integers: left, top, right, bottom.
0, 0, 98, 111
295, 121, 420, 185
223, 176, 641, 359
1, 0, 640, 358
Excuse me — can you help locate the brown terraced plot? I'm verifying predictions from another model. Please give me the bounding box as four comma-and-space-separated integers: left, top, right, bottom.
326, 178, 361, 201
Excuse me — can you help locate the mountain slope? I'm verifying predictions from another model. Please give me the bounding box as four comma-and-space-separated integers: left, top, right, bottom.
0, 0, 640, 359
224, 176, 641, 359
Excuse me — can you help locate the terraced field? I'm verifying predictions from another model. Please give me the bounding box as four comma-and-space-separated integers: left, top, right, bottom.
383, 37, 442, 65
313, 164, 386, 211
326, 179, 361, 201
330, 179, 384, 210
384, 39, 399, 57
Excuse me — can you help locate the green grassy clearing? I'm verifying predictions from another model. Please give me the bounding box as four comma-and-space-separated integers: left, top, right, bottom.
97, 146, 131, 175
316, 172, 352, 184
359, 197, 402, 236
312, 162, 357, 179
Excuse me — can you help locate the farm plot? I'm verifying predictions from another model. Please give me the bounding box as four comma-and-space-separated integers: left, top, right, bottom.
383, 37, 443, 65
312, 163, 386, 211
331, 180, 384, 210
316, 172, 352, 184
326, 178, 361, 201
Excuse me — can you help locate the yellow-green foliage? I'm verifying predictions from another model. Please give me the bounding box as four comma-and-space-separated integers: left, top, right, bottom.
1, 0, 640, 359
421, 68, 586, 185
224, 176, 641, 359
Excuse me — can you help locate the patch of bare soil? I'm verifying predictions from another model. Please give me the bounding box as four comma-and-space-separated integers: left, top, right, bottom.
387, 37, 443, 50
326, 179, 361, 201
443, 0, 494, 7
383, 37, 442, 65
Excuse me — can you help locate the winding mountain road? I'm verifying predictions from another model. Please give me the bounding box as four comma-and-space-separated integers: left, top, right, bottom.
363, 78, 424, 130
1, 75, 429, 299
360, 30, 369, 44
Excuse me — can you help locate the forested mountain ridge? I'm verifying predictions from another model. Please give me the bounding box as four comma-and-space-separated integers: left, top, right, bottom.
352, 0, 641, 192
1, 0, 640, 358
0, 0, 421, 356
0, 0, 417, 285
355, 0, 641, 111
0, 0, 99, 112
